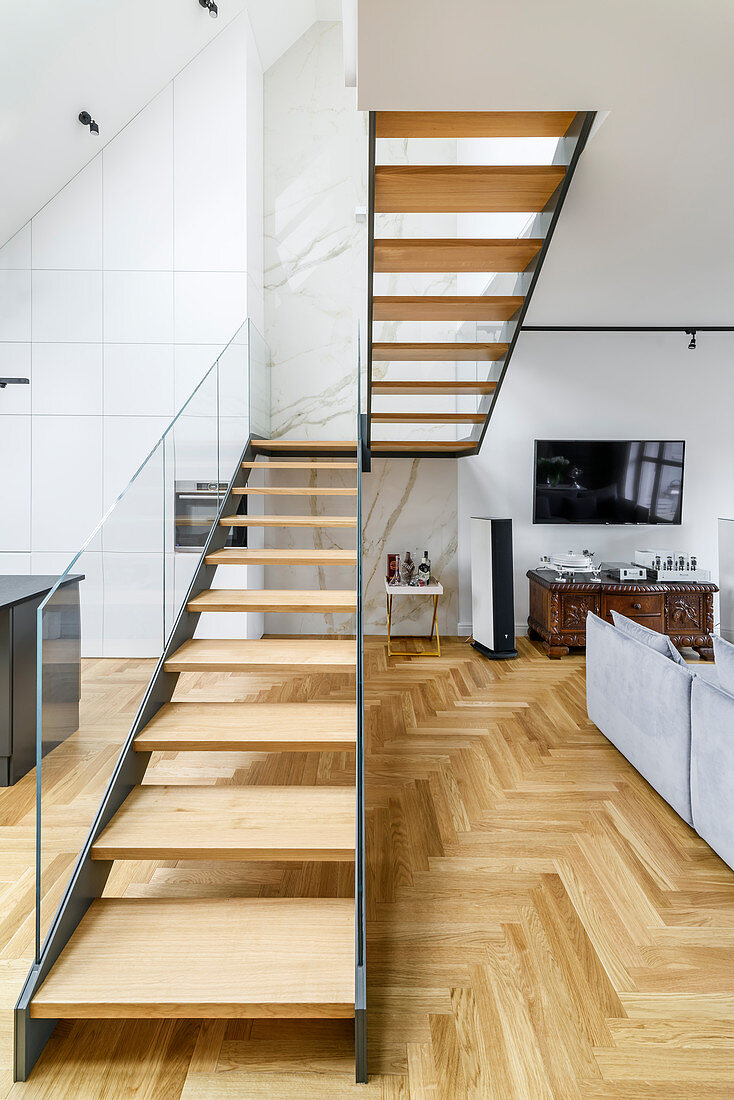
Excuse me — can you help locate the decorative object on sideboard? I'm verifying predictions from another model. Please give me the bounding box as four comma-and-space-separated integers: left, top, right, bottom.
400, 551, 415, 585
601, 561, 648, 582
547, 550, 598, 579
635, 548, 711, 582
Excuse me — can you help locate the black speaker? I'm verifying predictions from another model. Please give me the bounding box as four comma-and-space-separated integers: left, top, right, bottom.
469, 517, 517, 659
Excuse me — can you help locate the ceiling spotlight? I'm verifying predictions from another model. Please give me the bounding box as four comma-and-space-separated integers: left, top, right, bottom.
199, 0, 218, 16
685, 329, 696, 350
78, 111, 99, 135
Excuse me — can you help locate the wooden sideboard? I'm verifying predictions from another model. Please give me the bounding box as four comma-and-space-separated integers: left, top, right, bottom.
527, 569, 717, 660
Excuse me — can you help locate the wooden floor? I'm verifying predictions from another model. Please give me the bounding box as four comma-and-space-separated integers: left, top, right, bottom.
4, 637, 734, 1097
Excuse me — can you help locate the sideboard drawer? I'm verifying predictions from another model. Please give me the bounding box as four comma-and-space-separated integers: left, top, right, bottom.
601, 591, 665, 630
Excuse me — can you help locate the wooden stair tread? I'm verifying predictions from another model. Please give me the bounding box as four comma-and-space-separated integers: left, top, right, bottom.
372, 342, 508, 361
29, 898, 355, 1019
371, 412, 484, 424
373, 238, 543, 272
134, 701, 356, 752
373, 295, 522, 321
233, 486, 357, 496
165, 638, 357, 673
243, 461, 358, 469
372, 380, 495, 395
374, 165, 566, 213
371, 440, 477, 455
375, 110, 576, 138
206, 548, 357, 566
92, 786, 356, 861
187, 589, 357, 613
252, 440, 357, 453
220, 515, 357, 528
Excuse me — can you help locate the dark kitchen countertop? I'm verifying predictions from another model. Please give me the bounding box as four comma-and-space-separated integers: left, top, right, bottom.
0, 575, 84, 611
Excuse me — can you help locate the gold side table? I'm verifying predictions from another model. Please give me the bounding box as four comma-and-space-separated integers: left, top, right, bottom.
384, 578, 443, 657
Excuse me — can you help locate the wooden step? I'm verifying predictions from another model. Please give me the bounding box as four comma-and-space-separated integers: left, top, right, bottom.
373, 238, 543, 273
243, 461, 358, 470
206, 548, 357, 567
233, 486, 358, 496
371, 412, 484, 424
252, 440, 357, 453
371, 440, 478, 455
374, 165, 566, 213
30, 898, 355, 1019
375, 111, 576, 139
372, 342, 508, 362
134, 701, 356, 753
220, 514, 357, 528
92, 786, 356, 861
187, 589, 357, 614
372, 380, 495, 396
373, 295, 522, 321
165, 638, 357, 673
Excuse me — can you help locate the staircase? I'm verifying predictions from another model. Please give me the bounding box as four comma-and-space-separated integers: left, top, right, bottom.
367, 110, 596, 457
16, 435, 368, 1083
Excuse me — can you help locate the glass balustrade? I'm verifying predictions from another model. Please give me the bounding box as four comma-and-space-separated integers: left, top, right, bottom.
34, 318, 267, 956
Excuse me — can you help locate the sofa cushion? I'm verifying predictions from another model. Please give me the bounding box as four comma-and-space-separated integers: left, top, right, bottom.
586, 612, 693, 824
693, 663, 721, 687
691, 674, 734, 870
610, 610, 688, 666
712, 634, 734, 696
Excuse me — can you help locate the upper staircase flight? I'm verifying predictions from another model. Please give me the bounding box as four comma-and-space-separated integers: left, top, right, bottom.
366, 110, 596, 457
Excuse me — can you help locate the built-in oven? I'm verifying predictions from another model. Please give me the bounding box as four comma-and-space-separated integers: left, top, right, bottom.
174, 481, 246, 552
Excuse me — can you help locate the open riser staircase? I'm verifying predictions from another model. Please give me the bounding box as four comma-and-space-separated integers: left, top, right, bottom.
16, 431, 367, 1083
14, 109, 595, 1088
367, 110, 596, 458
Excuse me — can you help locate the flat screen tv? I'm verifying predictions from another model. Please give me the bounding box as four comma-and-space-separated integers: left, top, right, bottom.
533, 440, 685, 525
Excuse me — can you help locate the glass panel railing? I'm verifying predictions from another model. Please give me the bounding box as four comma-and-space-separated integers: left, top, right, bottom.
355, 320, 367, 1082
248, 318, 271, 440
34, 318, 270, 958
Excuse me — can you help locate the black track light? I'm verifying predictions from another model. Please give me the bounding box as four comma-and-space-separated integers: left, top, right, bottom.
78, 111, 99, 135
199, 0, 218, 16
685, 329, 696, 350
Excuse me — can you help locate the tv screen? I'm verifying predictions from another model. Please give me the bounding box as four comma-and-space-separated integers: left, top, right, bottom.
533, 440, 685, 525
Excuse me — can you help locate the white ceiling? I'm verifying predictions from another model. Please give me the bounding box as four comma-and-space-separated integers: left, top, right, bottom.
0, 0, 340, 249
357, 0, 734, 322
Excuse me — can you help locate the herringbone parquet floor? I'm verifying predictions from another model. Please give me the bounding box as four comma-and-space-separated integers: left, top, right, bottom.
3, 637, 734, 1098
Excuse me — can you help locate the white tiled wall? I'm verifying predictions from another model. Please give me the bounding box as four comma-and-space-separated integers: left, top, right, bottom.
0, 13, 264, 656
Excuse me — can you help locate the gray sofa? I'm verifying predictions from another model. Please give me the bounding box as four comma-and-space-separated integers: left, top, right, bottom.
586, 611, 734, 867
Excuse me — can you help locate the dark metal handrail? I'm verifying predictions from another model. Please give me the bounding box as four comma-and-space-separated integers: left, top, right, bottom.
355, 342, 367, 1083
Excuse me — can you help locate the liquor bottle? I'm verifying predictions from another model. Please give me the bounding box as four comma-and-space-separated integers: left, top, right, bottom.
418, 550, 431, 585
400, 551, 415, 585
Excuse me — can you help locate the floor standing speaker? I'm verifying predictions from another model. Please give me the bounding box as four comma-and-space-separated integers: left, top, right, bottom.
470, 517, 518, 659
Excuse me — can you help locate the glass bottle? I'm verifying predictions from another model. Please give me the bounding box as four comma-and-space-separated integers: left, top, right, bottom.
400, 551, 415, 585
418, 550, 431, 585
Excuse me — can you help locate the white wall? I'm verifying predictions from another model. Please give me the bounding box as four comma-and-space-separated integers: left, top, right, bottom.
458, 332, 734, 634
265, 21, 365, 440
262, 21, 460, 635
0, 13, 264, 653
